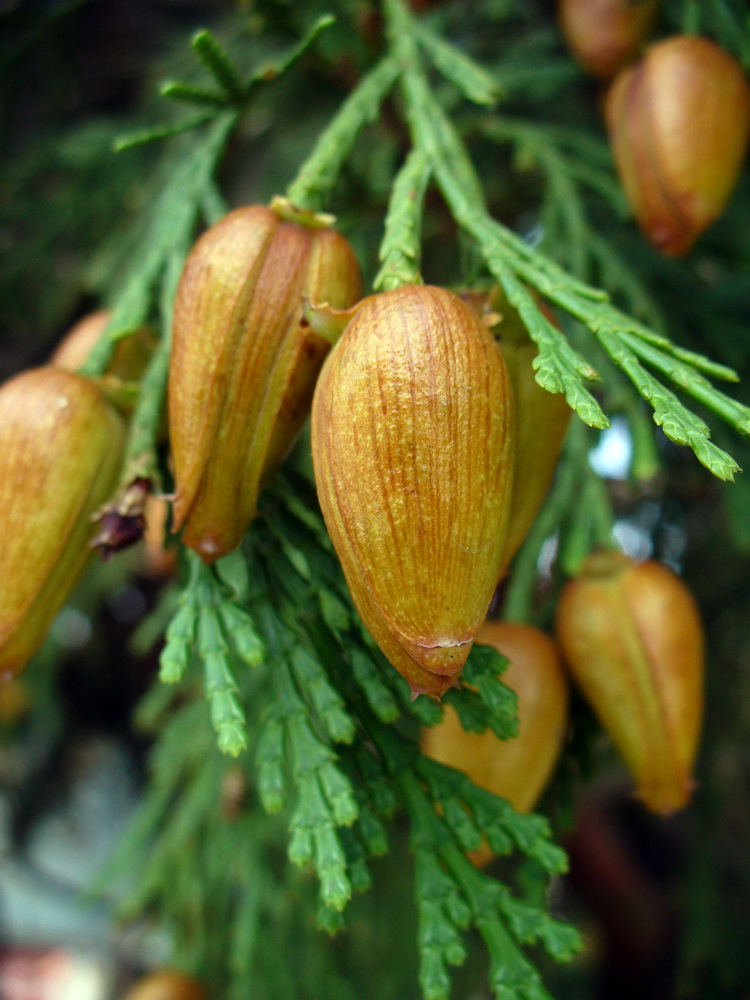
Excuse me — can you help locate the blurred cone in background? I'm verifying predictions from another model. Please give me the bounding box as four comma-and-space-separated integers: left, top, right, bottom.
0, 367, 126, 678
605, 36, 750, 256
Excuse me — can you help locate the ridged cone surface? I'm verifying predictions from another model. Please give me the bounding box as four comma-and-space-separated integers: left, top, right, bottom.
169, 205, 362, 562
312, 285, 514, 698
556, 551, 704, 814
0, 367, 126, 677
606, 36, 750, 256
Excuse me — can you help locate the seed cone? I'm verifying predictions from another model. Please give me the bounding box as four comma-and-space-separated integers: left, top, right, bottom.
422, 621, 569, 819
52, 310, 155, 381
494, 293, 571, 568
169, 203, 362, 562
558, 0, 660, 80
0, 367, 126, 678
312, 285, 515, 698
555, 550, 704, 815
606, 36, 750, 256
461, 287, 571, 569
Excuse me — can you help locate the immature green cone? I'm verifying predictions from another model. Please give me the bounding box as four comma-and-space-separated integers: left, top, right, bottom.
606, 36, 750, 256
169, 202, 362, 562
555, 551, 704, 815
0, 367, 126, 678
312, 285, 515, 699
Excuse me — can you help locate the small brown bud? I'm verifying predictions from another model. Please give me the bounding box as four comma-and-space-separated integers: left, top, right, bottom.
92, 478, 152, 558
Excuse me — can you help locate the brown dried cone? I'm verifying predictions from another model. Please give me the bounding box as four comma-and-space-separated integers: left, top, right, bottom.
0, 367, 126, 678
606, 36, 750, 256
558, 0, 660, 80
121, 969, 207, 1000
52, 309, 156, 381
312, 285, 515, 699
421, 621, 569, 857
169, 201, 362, 562
555, 550, 704, 815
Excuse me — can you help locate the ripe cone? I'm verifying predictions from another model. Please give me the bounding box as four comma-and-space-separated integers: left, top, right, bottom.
460, 287, 570, 569
556, 550, 704, 814
169, 203, 362, 562
422, 621, 569, 816
312, 285, 515, 698
493, 292, 571, 568
558, 0, 660, 80
0, 367, 126, 678
52, 310, 155, 381
606, 36, 750, 256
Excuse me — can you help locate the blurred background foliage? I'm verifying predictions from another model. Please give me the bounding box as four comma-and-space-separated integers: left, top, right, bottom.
2, 1, 750, 998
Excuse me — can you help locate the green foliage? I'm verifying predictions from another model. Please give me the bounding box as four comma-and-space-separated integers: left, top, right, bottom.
98, 0, 750, 991
11, 1, 750, 997
119, 486, 580, 998
116, 19, 334, 151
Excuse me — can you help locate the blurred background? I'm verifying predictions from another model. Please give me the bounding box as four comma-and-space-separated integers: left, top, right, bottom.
2, 1, 750, 998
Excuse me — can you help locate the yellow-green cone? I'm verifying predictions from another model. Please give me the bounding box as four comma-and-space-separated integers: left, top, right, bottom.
312, 285, 515, 698
169, 203, 362, 563
0, 367, 126, 678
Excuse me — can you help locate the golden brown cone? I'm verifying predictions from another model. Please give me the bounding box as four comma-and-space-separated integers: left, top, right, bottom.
606, 36, 750, 256
555, 550, 704, 815
0, 367, 126, 678
558, 0, 660, 79
312, 285, 515, 698
422, 621, 569, 865
169, 205, 362, 562
52, 310, 155, 381
121, 969, 207, 1000
460, 287, 571, 570
490, 290, 571, 568
501, 337, 570, 566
